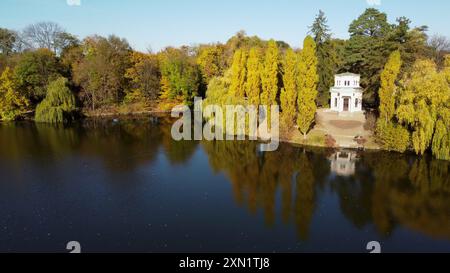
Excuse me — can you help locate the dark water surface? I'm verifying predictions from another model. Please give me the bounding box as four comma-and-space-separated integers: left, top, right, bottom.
0, 117, 449, 253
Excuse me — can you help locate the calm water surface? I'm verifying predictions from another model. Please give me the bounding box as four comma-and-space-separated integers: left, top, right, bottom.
0, 117, 449, 253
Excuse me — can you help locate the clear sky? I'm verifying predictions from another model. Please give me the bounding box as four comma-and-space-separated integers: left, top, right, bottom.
1, 0, 449, 52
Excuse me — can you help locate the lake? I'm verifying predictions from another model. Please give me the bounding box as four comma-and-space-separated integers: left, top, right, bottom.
0, 116, 449, 253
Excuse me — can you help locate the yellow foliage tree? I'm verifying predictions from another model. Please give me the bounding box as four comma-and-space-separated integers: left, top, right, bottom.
229, 49, 248, 98
124, 51, 160, 104
280, 48, 298, 128
245, 47, 262, 107
261, 40, 279, 108
397, 59, 450, 156
297, 36, 318, 138
197, 45, 225, 83
431, 55, 450, 160
0, 67, 29, 121
379, 50, 402, 122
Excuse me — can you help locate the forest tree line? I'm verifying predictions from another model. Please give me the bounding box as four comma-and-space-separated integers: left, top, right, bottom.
0, 8, 449, 159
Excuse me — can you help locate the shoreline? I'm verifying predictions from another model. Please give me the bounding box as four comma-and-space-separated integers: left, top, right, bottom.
83, 109, 383, 152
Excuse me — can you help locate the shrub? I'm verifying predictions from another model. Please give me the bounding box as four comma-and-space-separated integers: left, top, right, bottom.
376, 120, 410, 152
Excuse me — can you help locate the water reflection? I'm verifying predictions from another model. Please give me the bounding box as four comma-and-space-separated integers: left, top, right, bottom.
328, 150, 359, 177
0, 117, 449, 252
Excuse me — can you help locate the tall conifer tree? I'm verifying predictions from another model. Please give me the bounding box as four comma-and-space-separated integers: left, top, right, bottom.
261, 40, 279, 108
297, 36, 318, 138
245, 47, 262, 106
280, 48, 298, 127
230, 49, 248, 98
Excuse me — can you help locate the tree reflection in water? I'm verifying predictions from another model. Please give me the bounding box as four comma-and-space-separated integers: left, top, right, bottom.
0, 117, 448, 242
201, 140, 450, 241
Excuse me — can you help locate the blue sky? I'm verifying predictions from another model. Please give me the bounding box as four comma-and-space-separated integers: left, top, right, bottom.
1, 0, 449, 52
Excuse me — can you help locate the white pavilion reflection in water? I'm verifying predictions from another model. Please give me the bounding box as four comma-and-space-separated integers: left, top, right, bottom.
328, 150, 359, 177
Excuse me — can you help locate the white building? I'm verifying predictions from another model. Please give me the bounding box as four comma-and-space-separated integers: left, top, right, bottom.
330, 73, 363, 113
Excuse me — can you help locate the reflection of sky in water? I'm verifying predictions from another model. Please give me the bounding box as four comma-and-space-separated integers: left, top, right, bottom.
0, 119, 449, 253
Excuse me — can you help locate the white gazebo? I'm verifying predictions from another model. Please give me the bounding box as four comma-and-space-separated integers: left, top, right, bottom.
330, 73, 363, 113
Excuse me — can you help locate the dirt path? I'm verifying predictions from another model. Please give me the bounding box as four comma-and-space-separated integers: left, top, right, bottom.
314, 109, 372, 148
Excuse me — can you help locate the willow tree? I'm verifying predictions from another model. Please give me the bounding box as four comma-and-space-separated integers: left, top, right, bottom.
35, 77, 76, 123
280, 48, 298, 128
0, 67, 29, 121
229, 49, 248, 98
432, 107, 450, 160
245, 47, 262, 107
431, 56, 450, 160
397, 59, 449, 156
297, 36, 318, 138
261, 40, 279, 108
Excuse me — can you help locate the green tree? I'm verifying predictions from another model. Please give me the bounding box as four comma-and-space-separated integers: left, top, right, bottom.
245, 47, 262, 106
261, 40, 279, 108
345, 8, 392, 106
0, 67, 29, 121
386, 17, 430, 73
35, 77, 76, 123
229, 48, 248, 98
159, 47, 201, 105
14, 48, 61, 103
379, 50, 402, 122
309, 10, 335, 107
309, 10, 331, 44
280, 48, 298, 127
297, 36, 318, 138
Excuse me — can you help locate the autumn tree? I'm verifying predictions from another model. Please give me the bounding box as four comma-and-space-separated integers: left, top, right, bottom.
35, 77, 76, 123
280, 48, 298, 127
379, 50, 402, 122
375, 50, 409, 153
229, 48, 248, 98
397, 59, 449, 156
245, 47, 262, 107
73, 35, 131, 110
124, 51, 160, 103
261, 40, 279, 109
0, 67, 29, 121
224, 30, 265, 66
197, 45, 225, 83
297, 36, 318, 138
431, 56, 450, 160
